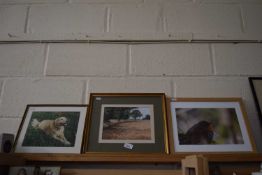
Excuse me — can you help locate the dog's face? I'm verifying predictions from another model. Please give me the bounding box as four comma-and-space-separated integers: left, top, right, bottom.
54, 116, 68, 127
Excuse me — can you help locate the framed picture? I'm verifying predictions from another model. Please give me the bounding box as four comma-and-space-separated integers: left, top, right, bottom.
170, 98, 256, 153
83, 93, 169, 153
14, 105, 87, 153
9, 166, 35, 175
40, 167, 60, 175
249, 77, 262, 125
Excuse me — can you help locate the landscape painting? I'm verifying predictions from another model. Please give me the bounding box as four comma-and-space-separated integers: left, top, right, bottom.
171, 99, 254, 152
98, 104, 155, 143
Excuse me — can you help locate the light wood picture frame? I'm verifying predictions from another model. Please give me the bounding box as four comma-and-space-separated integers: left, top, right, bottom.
14, 104, 88, 153
170, 98, 256, 153
83, 93, 169, 154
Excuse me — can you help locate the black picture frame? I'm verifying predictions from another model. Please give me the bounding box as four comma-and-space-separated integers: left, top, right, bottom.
249, 77, 262, 125
13, 104, 88, 153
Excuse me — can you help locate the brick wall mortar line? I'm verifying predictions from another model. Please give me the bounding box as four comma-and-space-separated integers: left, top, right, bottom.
173, 80, 177, 98
105, 6, 111, 33
162, 12, 167, 33
43, 44, 50, 76
209, 44, 216, 75
239, 4, 247, 33
82, 80, 88, 104
127, 45, 132, 76
0, 80, 6, 109
0, 40, 261, 44
170, 79, 175, 98
24, 6, 30, 33
0, 74, 260, 79
158, 3, 165, 33
210, 44, 217, 75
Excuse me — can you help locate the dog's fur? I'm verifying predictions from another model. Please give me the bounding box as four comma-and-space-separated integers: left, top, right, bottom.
31, 116, 71, 145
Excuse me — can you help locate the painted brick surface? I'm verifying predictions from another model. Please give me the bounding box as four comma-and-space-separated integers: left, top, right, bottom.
164, 3, 242, 35
199, 0, 262, 3
0, 44, 45, 76
0, 0, 262, 151
173, 76, 260, 129
242, 4, 262, 37
89, 77, 172, 95
0, 118, 21, 135
0, 79, 84, 117
173, 77, 256, 106
131, 44, 212, 76
214, 44, 262, 75
69, 0, 143, 3
173, 77, 248, 97
144, 0, 191, 2
110, 4, 161, 33
47, 44, 127, 76
0, 5, 27, 36
0, 80, 3, 94
28, 4, 105, 34
0, 0, 66, 4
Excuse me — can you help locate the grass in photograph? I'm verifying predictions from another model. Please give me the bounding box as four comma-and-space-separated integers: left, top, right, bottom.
102, 107, 152, 140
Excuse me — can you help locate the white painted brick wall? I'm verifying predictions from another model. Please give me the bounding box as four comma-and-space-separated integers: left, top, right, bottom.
0, 80, 3, 91
131, 44, 212, 76
199, 0, 262, 3
28, 4, 105, 34
0, 5, 27, 36
173, 77, 258, 118
174, 77, 246, 98
242, 4, 262, 38
214, 44, 262, 75
110, 4, 161, 33
47, 44, 127, 76
89, 77, 172, 96
0, 1, 262, 40
0, 44, 45, 76
0, 0, 66, 4
0, 0, 262, 152
164, 3, 242, 36
0, 78, 85, 117
0, 118, 21, 136
69, 0, 143, 3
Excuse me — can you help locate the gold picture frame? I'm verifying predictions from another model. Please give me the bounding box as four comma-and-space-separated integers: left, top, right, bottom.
83, 93, 169, 154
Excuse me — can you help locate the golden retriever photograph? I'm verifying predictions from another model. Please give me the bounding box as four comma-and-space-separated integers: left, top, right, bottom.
22, 111, 80, 147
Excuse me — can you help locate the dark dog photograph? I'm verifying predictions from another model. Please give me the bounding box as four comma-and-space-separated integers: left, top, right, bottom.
171, 99, 255, 152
